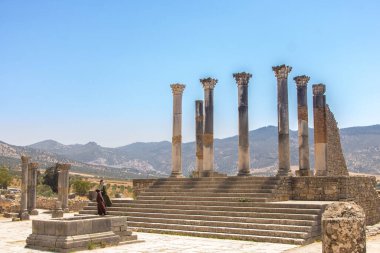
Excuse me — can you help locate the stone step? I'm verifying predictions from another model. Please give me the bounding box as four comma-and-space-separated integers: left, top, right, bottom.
127, 216, 313, 232
150, 183, 280, 188
136, 196, 268, 202
144, 187, 276, 193
78, 210, 318, 226
138, 192, 272, 198
154, 177, 279, 182
80, 208, 318, 220
98, 200, 327, 209
133, 227, 305, 245
129, 221, 309, 239
150, 182, 279, 188
84, 204, 321, 215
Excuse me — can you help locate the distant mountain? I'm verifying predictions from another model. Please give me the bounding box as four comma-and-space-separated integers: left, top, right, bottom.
1, 125, 380, 178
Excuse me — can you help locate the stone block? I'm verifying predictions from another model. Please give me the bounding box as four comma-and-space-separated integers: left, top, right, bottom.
322, 202, 366, 253
44, 221, 57, 236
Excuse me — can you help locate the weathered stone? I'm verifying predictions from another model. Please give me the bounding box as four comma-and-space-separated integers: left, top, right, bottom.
313, 84, 328, 176
57, 163, 70, 212
326, 105, 349, 176
27, 162, 39, 215
272, 65, 292, 176
322, 202, 366, 253
170, 83, 185, 178
200, 77, 217, 176
19, 156, 30, 220
233, 72, 252, 176
195, 100, 204, 177
26, 215, 139, 252
294, 75, 311, 176
52, 200, 64, 218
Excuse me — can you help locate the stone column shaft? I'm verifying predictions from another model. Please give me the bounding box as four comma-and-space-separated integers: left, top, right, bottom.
20, 156, 30, 220
57, 163, 70, 212
200, 78, 218, 176
233, 72, 252, 176
27, 162, 39, 215
273, 65, 292, 176
313, 84, 327, 176
294, 76, 311, 176
195, 100, 204, 175
170, 84, 185, 178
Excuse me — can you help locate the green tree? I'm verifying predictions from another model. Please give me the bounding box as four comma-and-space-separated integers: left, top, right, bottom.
43, 166, 59, 193
72, 179, 92, 196
0, 166, 13, 189
36, 184, 55, 197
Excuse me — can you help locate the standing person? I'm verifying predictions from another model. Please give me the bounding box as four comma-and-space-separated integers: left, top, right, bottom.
95, 189, 106, 215
98, 179, 112, 207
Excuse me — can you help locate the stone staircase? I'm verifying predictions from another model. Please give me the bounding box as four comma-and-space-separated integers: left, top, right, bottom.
79, 177, 328, 245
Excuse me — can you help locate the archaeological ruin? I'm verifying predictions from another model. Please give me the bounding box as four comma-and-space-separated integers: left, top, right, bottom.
73, 64, 380, 245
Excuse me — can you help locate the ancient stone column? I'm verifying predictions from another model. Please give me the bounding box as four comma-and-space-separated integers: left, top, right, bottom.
313, 84, 327, 176
233, 72, 252, 176
57, 163, 70, 212
200, 77, 218, 176
27, 162, 39, 215
294, 76, 311, 176
195, 100, 204, 176
20, 156, 30, 220
272, 65, 292, 176
170, 83, 186, 178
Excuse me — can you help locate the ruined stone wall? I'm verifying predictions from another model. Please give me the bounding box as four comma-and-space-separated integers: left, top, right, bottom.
291, 176, 380, 225
269, 177, 291, 201
326, 105, 349, 176
36, 197, 89, 212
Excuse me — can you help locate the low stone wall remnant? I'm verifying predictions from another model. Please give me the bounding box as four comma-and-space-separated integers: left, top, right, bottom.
291, 176, 380, 225
36, 197, 89, 212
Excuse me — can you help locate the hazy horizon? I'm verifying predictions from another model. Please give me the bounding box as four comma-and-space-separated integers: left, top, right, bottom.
0, 123, 377, 149
2, 1, 380, 147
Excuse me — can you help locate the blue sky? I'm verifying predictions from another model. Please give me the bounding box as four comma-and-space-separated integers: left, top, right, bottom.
1, 0, 380, 147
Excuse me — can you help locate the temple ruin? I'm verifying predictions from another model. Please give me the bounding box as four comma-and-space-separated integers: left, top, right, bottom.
79, 64, 380, 245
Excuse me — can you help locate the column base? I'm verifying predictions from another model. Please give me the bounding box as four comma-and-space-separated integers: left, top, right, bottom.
52, 210, 64, 218
20, 211, 30, 220
295, 169, 312, 177
191, 170, 200, 178
170, 172, 184, 178
200, 170, 212, 177
276, 169, 292, 177
29, 209, 39, 215
63, 208, 69, 213
237, 170, 251, 176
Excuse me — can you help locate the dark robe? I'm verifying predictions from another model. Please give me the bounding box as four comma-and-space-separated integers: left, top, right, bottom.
100, 185, 113, 207
96, 191, 106, 215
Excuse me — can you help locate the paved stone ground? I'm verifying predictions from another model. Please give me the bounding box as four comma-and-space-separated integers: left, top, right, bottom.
0, 209, 379, 253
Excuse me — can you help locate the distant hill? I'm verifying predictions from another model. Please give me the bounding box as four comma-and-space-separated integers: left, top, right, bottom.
1, 125, 380, 178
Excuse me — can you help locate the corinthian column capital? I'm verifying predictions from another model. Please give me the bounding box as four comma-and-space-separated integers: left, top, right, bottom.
233, 72, 252, 86
294, 75, 310, 87
312, 84, 326, 95
272, 64, 292, 79
170, 83, 186, 95
200, 77, 218, 90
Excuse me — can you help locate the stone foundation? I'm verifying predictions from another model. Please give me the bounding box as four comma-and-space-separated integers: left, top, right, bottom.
291, 176, 380, 225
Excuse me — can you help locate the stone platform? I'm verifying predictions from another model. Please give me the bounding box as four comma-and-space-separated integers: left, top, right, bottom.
80, 177, 330, 245
26, 215, 140, 252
